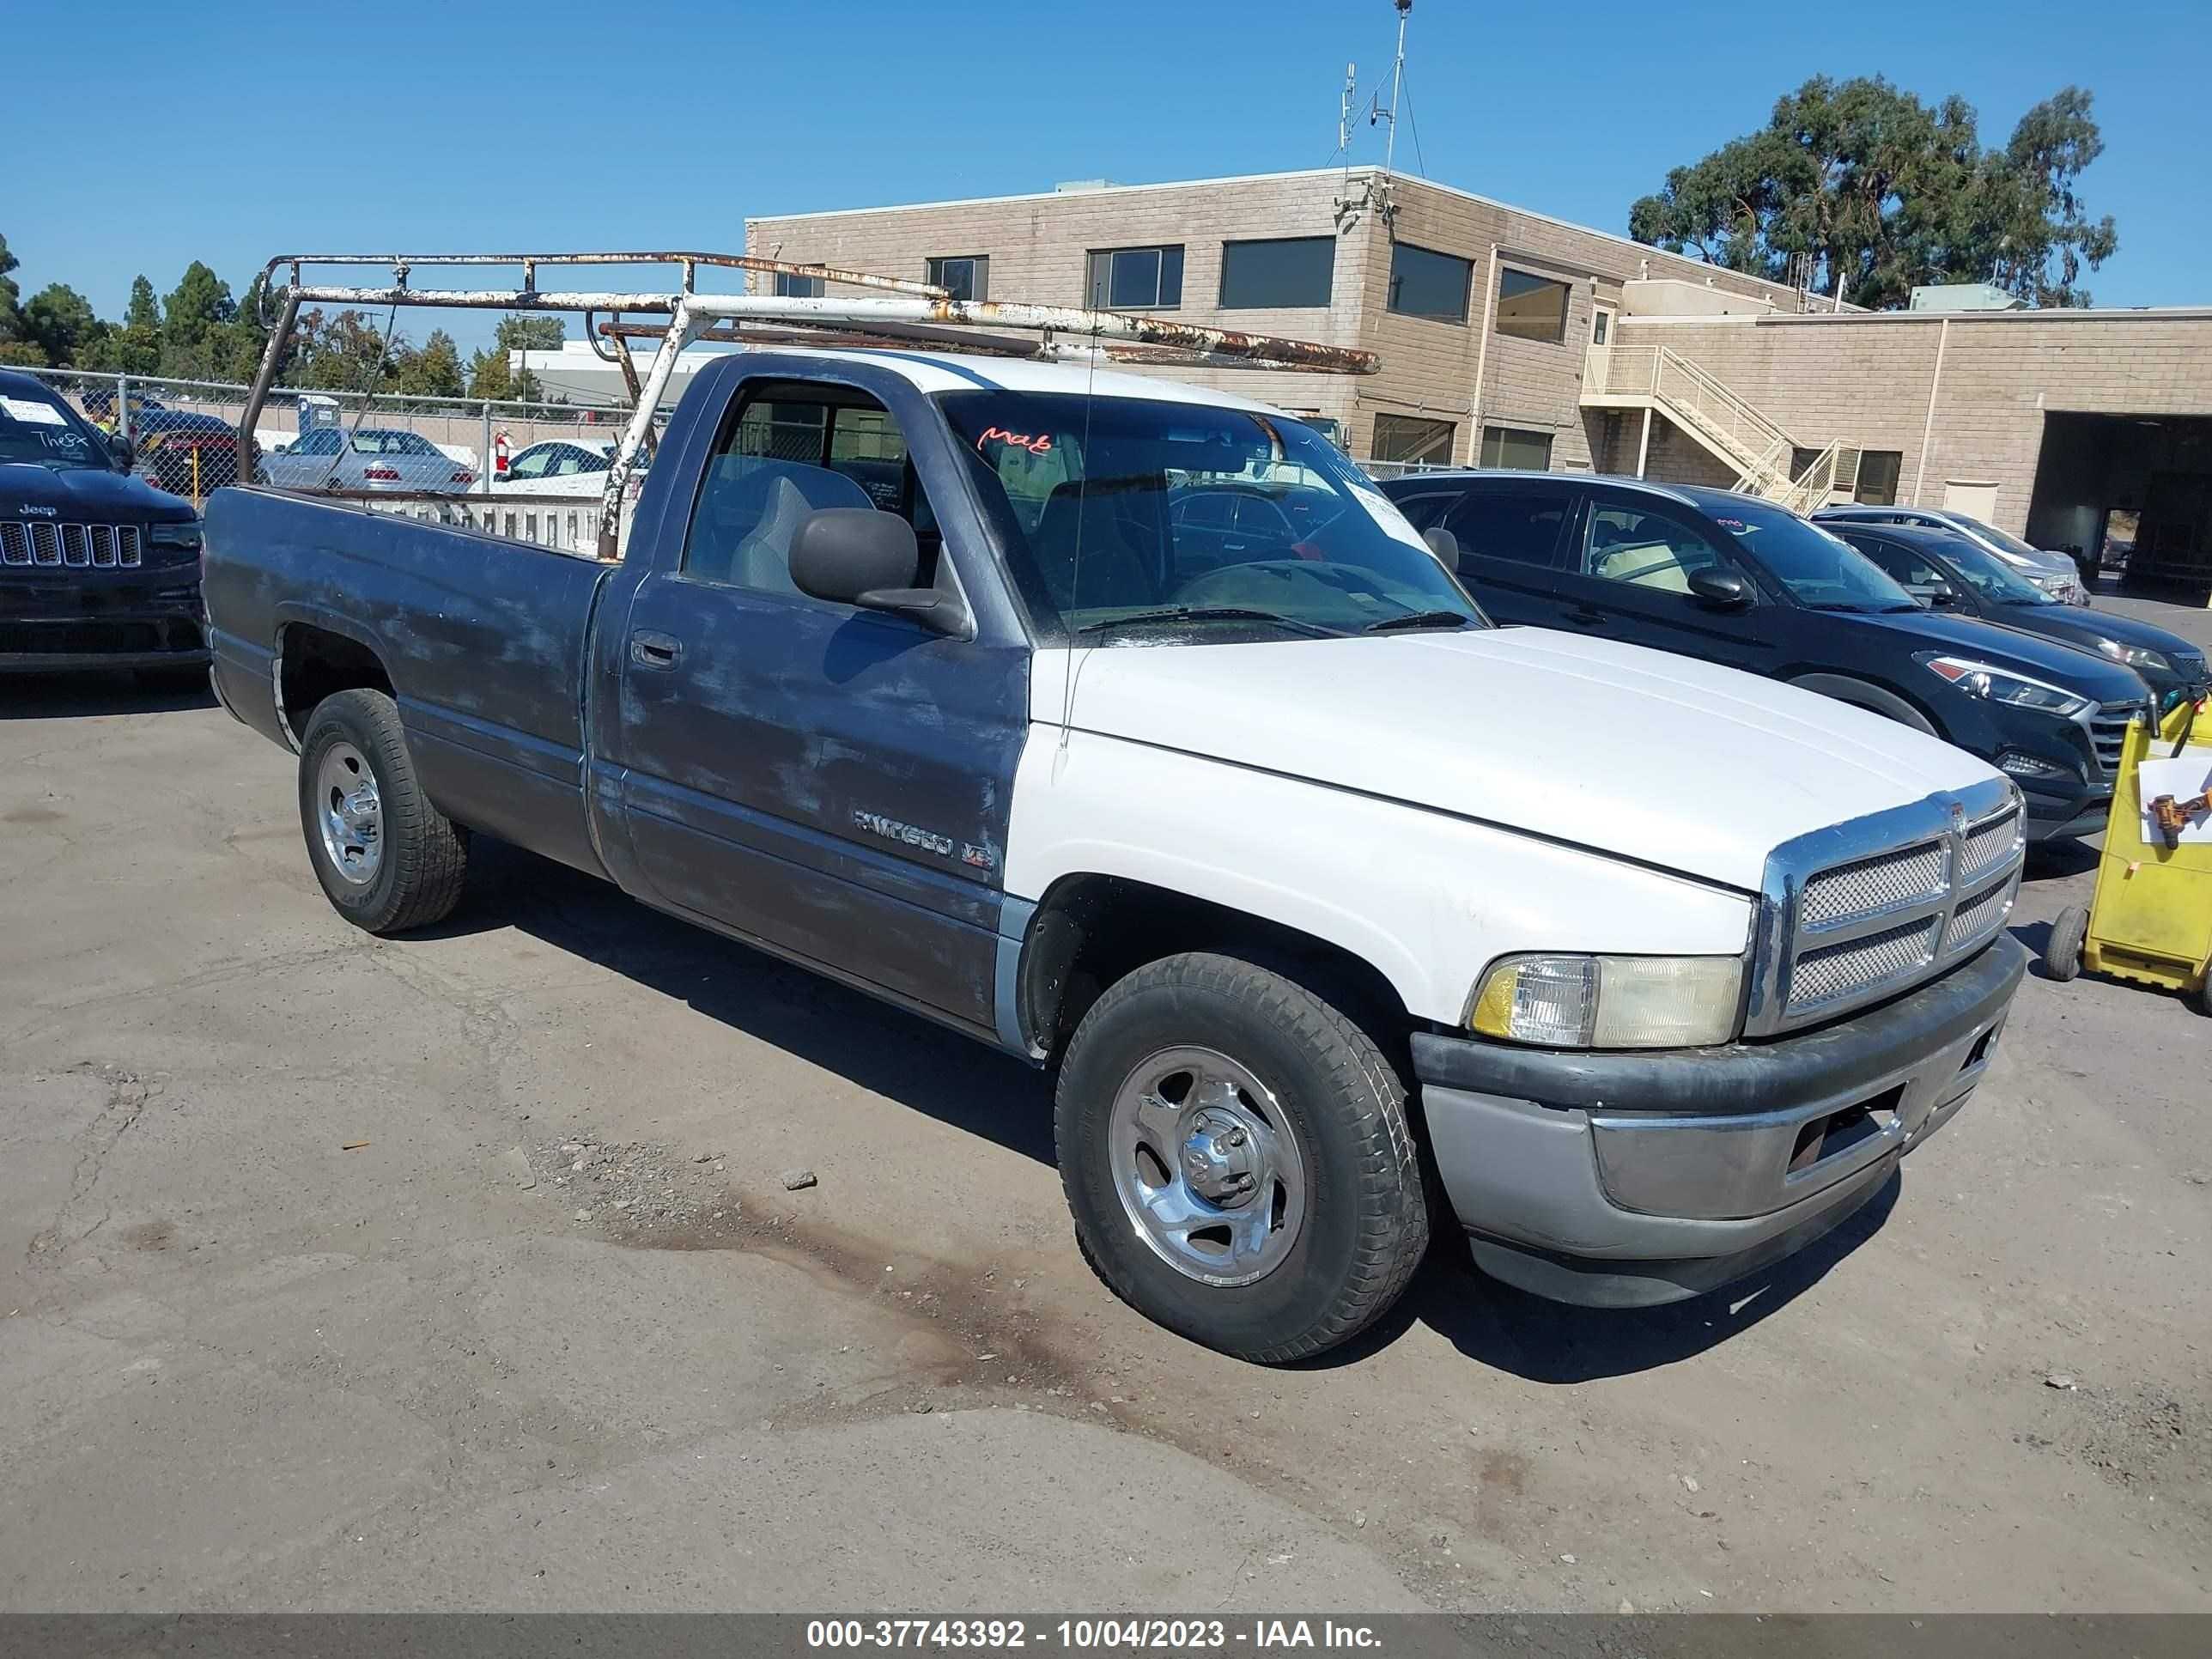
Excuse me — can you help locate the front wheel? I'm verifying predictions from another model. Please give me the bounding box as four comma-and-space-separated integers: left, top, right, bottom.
1054, 952, 1430, 1364
2045, 905, 2088, 981
296, 687, 468, 934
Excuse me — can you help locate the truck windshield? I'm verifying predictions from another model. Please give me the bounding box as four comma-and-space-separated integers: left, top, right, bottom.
939, 391, 1480, 641
1710, 499, 1919, 613
0, 386, 111, 472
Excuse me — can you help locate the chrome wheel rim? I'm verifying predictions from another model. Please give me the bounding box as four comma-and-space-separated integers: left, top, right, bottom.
1107, 1045, 1308, 1287
316, 741, 383, 886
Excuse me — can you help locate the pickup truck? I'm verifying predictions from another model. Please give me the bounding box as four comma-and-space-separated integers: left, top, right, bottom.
204, 345, 2029, 1362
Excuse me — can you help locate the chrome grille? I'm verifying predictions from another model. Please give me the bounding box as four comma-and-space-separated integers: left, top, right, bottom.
1789, 918, 1940, 1012
1749, 779, 2027, 1036
1800, 840, 1945, 929
1942, 872, 2018, 955
1958, 806, 2023, 883
2088, 702, 2146, 777
0, 521, 143, 568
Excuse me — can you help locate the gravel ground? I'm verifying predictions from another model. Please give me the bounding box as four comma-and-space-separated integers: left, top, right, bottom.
0, 580, 2205, 1613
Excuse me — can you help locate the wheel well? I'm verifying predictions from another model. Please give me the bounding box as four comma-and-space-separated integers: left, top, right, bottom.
280, 624, 392, 737
1019, 874, 1414, 1069
1789, 672, 1942, 738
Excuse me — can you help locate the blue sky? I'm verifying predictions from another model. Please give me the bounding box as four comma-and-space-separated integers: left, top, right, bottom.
9, 0, 2208, 349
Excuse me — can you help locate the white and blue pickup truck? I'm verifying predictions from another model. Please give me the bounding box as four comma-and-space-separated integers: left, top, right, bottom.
204, 344, 2027, 1362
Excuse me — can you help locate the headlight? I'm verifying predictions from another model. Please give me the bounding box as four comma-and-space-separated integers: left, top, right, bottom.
1921, 654, 2090, 718
149, 522, 204, 551
2094, 638, 2171, 674
1468, 954, 1743, 1049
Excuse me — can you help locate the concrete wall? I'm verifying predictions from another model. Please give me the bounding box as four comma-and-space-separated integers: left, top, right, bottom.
744, 168, 1820, 465
1618, 310, 2212, 535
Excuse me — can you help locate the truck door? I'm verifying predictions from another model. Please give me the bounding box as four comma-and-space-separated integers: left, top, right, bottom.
599, 372, 1028, 1039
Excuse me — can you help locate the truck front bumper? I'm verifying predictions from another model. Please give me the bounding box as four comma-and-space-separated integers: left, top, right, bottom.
1411, 936, 2027, 1308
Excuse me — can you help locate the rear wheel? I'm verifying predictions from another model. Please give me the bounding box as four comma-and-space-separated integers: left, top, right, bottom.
2045, 905, 2088, 981
1054, 952, 1429, 1364
296, 688, 467, 934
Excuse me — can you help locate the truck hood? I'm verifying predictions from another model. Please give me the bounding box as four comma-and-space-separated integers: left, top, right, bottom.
1, 462, 196, 522
1039, 627, 2001, 891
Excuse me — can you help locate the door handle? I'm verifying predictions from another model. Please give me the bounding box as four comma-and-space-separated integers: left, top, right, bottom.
630, 630, 683, 669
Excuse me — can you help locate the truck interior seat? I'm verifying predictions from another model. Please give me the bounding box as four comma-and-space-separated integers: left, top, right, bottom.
685, 458, 873, 591
1034, 480, 1161, 611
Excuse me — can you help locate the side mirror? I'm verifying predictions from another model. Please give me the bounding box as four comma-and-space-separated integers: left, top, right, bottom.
1422, 526, 1460, 562
106, 433, 136, 473
789, 508, 970, 637
1923, 579, 1960, 608
1687, 568, 1751, 608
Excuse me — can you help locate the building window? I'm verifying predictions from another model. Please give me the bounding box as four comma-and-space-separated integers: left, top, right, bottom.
1480, 425, 1554, 471
1371, 413, 1457, 466
1218, 236, 1334, 309
1386, 242, 1471, 324
773, 270, 824, 299
1087, 246, 1184, 310
927, 256, 989, 302
1856, 450, 1903, 506
1494, 270, 1571, 344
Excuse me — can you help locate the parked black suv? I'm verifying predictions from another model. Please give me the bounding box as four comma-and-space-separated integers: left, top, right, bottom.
1828, 518, 2210, 716
1380, 471, 2151, 841
2, 370, 208, 674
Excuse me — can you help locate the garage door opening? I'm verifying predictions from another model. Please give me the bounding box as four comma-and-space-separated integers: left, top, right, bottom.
2028, 411, 2212, 594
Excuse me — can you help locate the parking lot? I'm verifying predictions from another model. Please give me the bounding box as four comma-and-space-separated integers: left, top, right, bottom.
1, 586, 2205, 1615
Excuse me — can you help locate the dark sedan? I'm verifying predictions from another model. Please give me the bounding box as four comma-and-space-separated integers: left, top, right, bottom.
1831, 519, 2210, 716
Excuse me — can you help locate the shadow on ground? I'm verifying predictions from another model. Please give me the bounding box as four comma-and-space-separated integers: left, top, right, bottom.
449, 836, 1056, 1165
438, 840, 1915, 1378
0, 669, 215, 720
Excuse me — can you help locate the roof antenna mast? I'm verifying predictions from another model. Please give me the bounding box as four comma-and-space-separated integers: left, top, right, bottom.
1378, 0, 1413, 179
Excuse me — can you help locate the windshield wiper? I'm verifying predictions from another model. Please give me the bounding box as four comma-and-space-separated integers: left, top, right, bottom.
1362, 609, 1474, 634
1807, 602, 1874, 613
1075, 606, 1342, 639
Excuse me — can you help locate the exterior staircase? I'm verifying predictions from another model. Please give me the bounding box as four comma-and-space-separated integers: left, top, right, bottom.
1583, 343, 1858, 514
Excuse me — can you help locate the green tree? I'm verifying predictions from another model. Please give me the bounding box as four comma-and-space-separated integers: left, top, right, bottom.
21, 283, 105, 366
160, 260, 237, 376
0, 233, 23, 349
0, 342, 45, 367
1629, 77, 2118, 309
289, 308, 392, 392
392, 328, 465, 398
81, 276, 162, 375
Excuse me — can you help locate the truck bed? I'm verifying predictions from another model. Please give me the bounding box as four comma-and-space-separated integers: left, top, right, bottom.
204, 486, 616, 879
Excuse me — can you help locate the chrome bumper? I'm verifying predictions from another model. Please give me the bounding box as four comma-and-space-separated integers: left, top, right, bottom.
1413, 936, 2026, 1307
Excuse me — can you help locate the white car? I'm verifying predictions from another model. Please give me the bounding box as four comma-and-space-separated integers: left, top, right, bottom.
492, 439, 642, 497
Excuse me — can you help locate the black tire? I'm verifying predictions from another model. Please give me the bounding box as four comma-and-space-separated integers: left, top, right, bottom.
1054, 951, 1430, 1364
2045, 905, 2087, 982
296, 688, 468, 934
2192, 974, 2211, 1018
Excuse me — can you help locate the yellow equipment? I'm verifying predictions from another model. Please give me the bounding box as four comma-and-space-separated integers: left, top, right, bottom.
2046, 697, 2212, 1014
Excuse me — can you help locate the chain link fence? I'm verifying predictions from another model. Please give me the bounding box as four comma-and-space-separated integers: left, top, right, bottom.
9, 365, 650, 556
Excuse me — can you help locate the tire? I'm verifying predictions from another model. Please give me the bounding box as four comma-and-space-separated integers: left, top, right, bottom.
2045, 904, 2087, 982
296, 688, 468, 934
1054, 951, 1430, 1364
2192, 974, 2211, 1018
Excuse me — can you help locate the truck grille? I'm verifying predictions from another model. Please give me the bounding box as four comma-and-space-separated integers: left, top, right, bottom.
0, 522, 143, 568
2088, 702, 2147, 777
1749, 782, 2025, 1033
1800, 841, 1945, 929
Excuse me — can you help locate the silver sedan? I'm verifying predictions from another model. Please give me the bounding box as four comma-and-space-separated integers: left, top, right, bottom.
261, 427, 477, 495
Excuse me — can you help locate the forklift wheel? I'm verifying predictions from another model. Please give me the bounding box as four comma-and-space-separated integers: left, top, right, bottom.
2045, 906, 2087, 982
2194, 975, 2211, 1018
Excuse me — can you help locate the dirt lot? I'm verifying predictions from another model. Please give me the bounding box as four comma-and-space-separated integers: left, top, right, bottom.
2, 588, 2206, 1614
